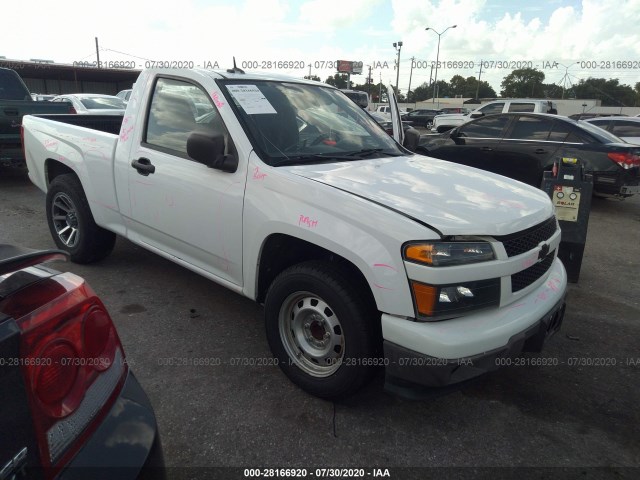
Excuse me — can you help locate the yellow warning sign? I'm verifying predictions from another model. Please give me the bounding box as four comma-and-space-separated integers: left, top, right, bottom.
553, 185, 581, 222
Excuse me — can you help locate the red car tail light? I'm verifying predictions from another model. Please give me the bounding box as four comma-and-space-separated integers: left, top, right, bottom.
608, 152, 640, 169
1, 272, 126, 477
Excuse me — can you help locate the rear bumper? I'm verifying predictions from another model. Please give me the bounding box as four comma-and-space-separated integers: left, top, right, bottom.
58, 371, 165, 480
593, 170, 639, 196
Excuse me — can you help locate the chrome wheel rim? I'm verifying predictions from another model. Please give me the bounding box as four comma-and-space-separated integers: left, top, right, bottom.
279, 292, 345, 377
51, 192, 80, 247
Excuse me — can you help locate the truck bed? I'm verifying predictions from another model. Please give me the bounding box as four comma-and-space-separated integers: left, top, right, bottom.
1, 100, 76, 166
34, 114, 123, 135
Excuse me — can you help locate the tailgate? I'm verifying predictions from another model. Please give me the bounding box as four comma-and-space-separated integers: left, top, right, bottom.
1, 101, 73, 135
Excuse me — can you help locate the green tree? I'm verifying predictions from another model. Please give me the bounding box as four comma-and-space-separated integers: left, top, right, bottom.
572, 78, 637, 106
304, 75, 321, 81
500, 68, 546, 97
324, 74, 348, 89
449, 75, 467, 96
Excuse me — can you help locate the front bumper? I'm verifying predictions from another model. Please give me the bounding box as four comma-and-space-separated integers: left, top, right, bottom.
382, 258, 567, 395
59, 371, 165, 480
385, 297, 565, 395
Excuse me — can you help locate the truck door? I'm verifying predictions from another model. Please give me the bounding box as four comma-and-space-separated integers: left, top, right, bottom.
124, 76, 246, 286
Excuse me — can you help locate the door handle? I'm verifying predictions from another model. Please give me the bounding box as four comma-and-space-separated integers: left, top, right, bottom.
534, 148, 547, 154
131, 158, 155, 176
481, 146, 493, 151
3, 108, 19, 116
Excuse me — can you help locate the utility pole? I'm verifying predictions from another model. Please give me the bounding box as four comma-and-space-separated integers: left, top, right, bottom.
379, 72, 382, 105
429, 64, 433, 87
367, 65, 372, 97
407, 56, 415, 102
393, 41, 403, 91
308, 64, 312, 79
95, 37, 100, 68
475, 60, 483, 100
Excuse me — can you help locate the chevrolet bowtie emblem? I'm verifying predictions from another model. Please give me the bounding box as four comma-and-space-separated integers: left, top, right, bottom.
538, 243, 550, 261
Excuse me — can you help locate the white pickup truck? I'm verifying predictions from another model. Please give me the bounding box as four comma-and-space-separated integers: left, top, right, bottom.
22, 68, 567, 399
432, 99, 558, 133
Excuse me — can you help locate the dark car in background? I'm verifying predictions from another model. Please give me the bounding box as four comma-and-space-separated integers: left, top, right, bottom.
0, 244, 164, 479
400, 108, 443, 129
416, 112, 640, 197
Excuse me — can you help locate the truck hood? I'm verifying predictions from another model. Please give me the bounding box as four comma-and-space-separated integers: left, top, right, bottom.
285, 155, 553, 236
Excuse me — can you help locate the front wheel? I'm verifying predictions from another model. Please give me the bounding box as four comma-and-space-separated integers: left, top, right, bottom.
264, 261, 380, 400
46, 174, 116, 263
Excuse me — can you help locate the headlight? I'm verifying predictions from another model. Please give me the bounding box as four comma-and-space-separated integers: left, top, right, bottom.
411, 279, 500, 321
404, 241, 495, 267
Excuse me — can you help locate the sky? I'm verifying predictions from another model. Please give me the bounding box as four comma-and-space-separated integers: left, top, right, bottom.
3, 0, 640, 98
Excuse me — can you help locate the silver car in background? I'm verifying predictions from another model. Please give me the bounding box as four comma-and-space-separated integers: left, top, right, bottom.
51, 94, 126, 115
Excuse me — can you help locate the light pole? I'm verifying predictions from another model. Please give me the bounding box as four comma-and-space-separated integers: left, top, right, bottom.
425, 25, 456, 104
393, 41, 403, 92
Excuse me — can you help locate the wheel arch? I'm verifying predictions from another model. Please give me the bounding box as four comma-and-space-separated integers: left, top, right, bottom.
256, 234, 377, 314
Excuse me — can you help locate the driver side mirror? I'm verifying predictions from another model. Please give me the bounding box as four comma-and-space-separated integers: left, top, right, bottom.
187, 131, 238, 173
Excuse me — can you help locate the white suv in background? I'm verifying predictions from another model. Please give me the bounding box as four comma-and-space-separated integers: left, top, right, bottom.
432, 99, 558, 133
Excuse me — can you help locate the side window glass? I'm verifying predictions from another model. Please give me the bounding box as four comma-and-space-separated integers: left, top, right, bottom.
508, 116, 553, 140
611, 121, 640, 138
478, 103, 504, 115
548, 121, 574, 141
459, 115, 509, 138
145, 77, 223, 157
508, 103, 536, 113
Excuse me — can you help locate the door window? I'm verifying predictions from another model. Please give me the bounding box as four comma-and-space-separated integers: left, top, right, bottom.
458, 115, 509, 138
508, 103, 536, 113
478, 103, 504, 115
610, 121, 640, 138
508, 116, 554, 140
145, 77, 223, 158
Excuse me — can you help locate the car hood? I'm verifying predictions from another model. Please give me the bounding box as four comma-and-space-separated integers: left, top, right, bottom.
285, 155, 553, 236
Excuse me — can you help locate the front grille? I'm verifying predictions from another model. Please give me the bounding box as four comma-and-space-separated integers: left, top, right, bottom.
511, 252, 555, 292
496, 216, 557, 257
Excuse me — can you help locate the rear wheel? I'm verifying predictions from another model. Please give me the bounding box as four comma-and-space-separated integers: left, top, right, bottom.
264, 261, 380, 400
46, 174, 116, 263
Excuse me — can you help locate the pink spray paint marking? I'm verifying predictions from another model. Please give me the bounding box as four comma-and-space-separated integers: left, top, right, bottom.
211, 91, 225, 108
298, 215, 318, 228
82, 137, 97, 143
120, 125, 134, 142
44, 139, 59, 149
373, 263, 397, 271
373, 283, 394, 291
253, 166, 267, 180
522, 258, 536, 269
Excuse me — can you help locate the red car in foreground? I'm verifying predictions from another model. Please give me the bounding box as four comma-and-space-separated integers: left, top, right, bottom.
0, 244, 164, 479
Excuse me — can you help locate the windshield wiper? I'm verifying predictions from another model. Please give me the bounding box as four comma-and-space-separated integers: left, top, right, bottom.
344, 148, 398, 157
275, 153, 365, 166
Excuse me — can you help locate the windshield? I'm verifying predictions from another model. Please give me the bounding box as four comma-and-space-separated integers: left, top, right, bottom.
577, 120, 626, 144
0, 69, 31, 100
80, 97, 125, 110
219, 80, 403, 166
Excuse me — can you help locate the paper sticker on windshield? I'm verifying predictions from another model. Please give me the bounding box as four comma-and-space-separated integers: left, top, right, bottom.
226, 85, 276, 114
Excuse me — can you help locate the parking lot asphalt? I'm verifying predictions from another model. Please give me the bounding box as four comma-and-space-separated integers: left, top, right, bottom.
1, 165, 638, 479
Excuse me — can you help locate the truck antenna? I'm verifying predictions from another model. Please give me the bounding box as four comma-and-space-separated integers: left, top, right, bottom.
227, 57, 245, 74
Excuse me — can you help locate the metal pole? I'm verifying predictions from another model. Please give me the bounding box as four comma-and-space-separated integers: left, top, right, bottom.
407, 56, 414, 101
95, 37, 100, 68
476, 60, 483, 100
433, 34, 441, 104
426, 25, 456, 105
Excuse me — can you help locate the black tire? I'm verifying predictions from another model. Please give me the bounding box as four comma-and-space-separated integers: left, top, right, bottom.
264, 261, 380, 400
46, 174, 116, 263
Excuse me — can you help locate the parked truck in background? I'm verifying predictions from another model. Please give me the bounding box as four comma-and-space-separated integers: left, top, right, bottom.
22, 68, 567, 400
432, 99, 558, 133
0, 68, 74, 166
